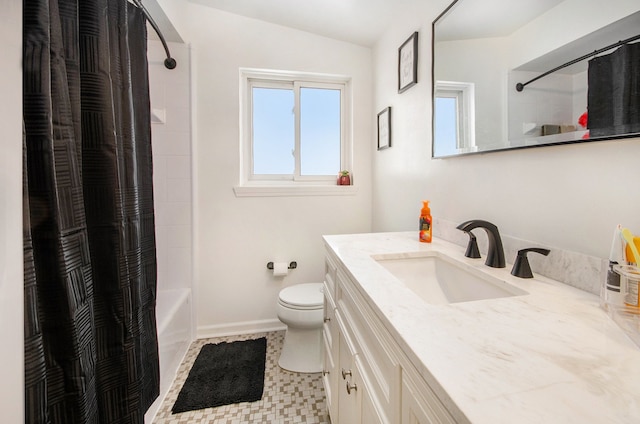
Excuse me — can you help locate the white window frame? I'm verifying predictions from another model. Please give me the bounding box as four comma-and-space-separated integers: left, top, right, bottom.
236, 68, 355, 197
435, 81, 476, 151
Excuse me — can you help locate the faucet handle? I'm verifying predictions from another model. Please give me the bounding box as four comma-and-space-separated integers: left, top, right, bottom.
510, 248, 550, 279
462, 231, 481, 259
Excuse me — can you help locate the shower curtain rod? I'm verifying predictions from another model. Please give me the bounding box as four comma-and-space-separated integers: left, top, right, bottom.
131, 0, 177, 69
515, 33, 640, 92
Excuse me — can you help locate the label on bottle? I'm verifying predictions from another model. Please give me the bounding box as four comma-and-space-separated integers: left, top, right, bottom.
624, 277, 639, 307
606, 262, 621, 292
419, 217, 432, 242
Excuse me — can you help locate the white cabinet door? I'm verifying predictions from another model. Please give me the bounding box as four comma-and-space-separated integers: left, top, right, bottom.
357, 355, 386, 424
401, 370, 456, 424
402, 377, 434, 424
337, 328, 361, 424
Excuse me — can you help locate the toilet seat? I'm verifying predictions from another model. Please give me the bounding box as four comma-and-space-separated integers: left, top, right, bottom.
278, 283, 323, 310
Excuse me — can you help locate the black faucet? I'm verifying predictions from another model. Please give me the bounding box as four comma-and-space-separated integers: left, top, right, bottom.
511, 248, 550, 278
456, 219, 505, 268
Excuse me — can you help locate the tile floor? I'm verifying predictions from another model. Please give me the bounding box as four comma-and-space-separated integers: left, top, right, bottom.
152, 331, 330, 423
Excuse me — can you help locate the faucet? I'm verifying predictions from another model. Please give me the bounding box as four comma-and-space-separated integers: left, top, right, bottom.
511, 247, 550, 278
456, 219, 505, 268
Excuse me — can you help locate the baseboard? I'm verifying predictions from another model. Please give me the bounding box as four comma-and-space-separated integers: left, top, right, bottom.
197, 319, 286, 339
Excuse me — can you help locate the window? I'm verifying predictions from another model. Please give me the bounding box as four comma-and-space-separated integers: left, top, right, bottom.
237, 69, 353, 196
434, 81, 475, 156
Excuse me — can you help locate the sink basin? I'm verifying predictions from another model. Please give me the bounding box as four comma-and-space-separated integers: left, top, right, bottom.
374, 253, 527, 305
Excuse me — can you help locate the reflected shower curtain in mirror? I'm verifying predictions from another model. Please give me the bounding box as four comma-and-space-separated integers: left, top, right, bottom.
23, 0, 159, 422
587, 42, 640, 137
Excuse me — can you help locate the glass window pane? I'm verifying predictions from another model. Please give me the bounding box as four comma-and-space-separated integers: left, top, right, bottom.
252, 87, 294, 175
434, 96, 459, 157
300, 87, 341, 176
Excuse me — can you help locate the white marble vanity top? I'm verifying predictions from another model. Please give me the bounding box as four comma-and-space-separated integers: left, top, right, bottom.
323, 232, 640, 424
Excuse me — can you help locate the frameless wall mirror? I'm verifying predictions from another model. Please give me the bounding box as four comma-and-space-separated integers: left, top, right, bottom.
432, 0, 640, 158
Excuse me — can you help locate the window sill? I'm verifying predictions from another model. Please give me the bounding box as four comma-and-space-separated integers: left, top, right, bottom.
233, 184, 358, 197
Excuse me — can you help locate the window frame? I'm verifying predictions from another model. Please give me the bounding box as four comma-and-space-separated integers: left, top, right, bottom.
238, 69, 352, 192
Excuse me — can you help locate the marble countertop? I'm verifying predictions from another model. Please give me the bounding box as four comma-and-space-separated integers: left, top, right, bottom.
323, 232, 640, 424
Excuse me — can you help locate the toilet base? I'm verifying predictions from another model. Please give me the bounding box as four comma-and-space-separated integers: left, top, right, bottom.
278, 327, 322, 373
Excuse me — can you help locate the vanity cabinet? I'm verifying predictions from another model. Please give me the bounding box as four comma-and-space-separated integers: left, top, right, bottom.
323, 248, 457, 424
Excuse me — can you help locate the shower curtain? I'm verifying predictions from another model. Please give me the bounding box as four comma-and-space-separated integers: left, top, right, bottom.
587, 42, 640, 137
23, 0, 159, 423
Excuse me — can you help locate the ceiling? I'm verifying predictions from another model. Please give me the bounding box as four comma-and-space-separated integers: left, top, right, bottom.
435, 0, 565, 41
189, 0, 569, 47
189, 0, 431, 47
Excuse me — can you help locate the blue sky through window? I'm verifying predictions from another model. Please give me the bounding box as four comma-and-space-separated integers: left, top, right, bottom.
300, 88, 340, 175
252, 86, 341, 176
434, 97, 458, 156
253, 87, 294, 174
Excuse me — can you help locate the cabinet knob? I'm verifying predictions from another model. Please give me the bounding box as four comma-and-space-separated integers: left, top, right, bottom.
346, 381, 358, 395
324, 317, 331, 323
341, 368, 352, 379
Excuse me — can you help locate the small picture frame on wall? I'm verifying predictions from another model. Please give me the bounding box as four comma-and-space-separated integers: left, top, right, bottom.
377, 107, 391, 150
398, 31, 418, 93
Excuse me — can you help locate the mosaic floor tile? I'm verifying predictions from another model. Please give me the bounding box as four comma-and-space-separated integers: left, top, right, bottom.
152, 331, 330, 423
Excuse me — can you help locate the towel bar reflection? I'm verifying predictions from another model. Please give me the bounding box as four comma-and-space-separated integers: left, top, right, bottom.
515, 33, 640, 92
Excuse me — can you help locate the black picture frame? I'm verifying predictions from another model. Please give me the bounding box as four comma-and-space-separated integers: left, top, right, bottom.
377, 107, 391, 150
398, 31, 418, 93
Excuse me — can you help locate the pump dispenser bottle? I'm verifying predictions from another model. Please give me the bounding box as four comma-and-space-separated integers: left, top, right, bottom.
419, 201, 432, 243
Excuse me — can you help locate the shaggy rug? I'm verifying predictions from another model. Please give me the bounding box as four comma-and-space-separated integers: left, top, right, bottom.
171, 337, 267, 414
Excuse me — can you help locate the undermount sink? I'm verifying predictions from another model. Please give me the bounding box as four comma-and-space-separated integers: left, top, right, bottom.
373, 253, 527, 305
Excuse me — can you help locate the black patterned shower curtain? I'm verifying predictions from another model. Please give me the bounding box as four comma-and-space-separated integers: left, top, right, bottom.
23, 0, 159, 423
587, 42, 640, 137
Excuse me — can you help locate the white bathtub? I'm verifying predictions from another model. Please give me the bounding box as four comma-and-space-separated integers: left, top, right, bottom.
146, 288, 193, 422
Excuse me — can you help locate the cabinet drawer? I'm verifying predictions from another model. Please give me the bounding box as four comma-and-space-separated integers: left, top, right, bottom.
323, 288, 337, 360
324, 251, 339, 300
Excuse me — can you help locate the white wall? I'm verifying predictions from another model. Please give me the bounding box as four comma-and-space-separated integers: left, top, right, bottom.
507, 71, 576, 139
188, 4, 373, 336
0, 0, 24, 422
509, 0, 639, 69
146, 40, 194, 422
373, 0, 640, 260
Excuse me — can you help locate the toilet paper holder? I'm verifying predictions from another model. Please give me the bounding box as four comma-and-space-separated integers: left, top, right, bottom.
267, 261, 297, 270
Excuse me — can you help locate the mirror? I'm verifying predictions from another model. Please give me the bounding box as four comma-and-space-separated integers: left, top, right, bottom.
432, 0, 640, 158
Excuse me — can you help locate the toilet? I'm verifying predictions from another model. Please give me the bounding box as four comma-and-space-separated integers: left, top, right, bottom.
276, 283, 324, 373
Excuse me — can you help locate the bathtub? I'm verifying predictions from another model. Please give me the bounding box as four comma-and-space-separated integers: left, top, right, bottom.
146, 288, 193, 422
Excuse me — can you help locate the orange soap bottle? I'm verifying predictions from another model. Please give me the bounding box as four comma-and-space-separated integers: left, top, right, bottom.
419, 201, 432, 243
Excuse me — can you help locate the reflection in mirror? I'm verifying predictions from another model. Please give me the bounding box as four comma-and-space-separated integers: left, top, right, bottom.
432, 0, 640, 158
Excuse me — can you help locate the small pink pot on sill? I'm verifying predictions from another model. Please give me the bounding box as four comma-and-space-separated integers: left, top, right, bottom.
337, 171, 351, 186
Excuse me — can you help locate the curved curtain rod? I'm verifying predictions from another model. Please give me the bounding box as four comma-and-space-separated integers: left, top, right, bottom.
515, 33, 640, 92
131, 0, 177, 69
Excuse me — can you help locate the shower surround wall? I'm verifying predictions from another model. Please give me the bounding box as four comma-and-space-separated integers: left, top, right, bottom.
1, 1, 24, 422
145, 40, 194, 422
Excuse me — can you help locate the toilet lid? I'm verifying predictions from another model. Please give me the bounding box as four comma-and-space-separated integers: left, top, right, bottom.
279, 283, 324, 308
